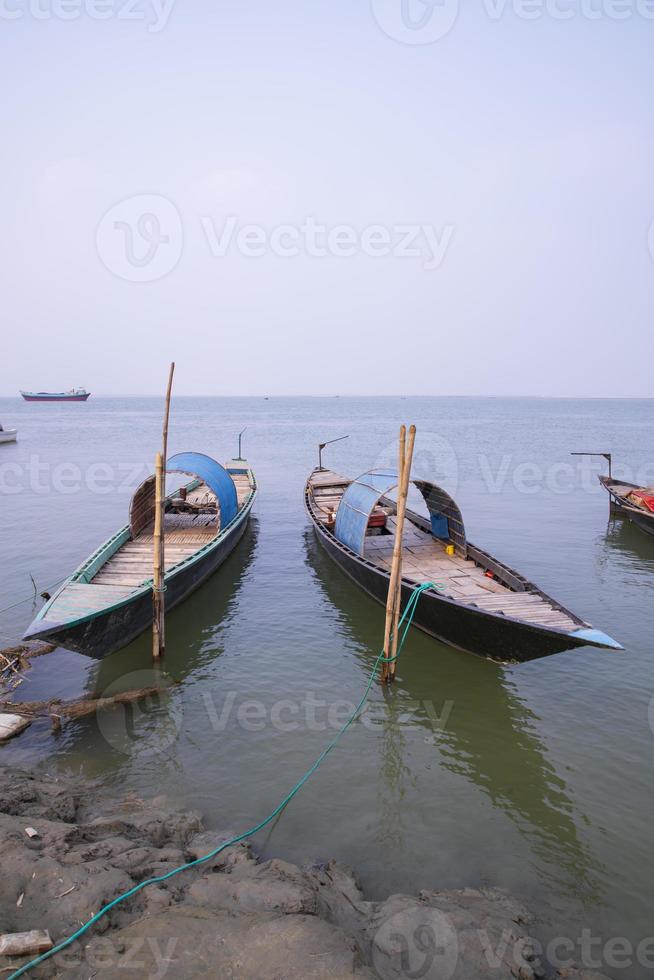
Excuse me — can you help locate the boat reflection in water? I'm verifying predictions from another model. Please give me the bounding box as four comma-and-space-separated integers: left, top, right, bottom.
303, 528, 604, 909
51, 519, 259, 778
603, 516, 654, 566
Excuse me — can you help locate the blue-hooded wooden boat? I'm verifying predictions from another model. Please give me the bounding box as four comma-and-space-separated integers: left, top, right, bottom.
305, 467, 622, 663
24, 452, 256, 659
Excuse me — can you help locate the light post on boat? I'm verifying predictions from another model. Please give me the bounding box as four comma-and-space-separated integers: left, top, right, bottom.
317, 435, 349, 472
237, 427, 247, 461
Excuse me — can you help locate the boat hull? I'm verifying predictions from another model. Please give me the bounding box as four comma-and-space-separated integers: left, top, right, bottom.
623, 509, 654, 537
21, 393, 90, 402
26, 507, 251, 659
0, 430, 17, 444
600, 477, 654, 537
305, 493, 594, 663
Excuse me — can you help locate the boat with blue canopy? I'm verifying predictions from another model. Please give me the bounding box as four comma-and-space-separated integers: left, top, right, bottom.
305, 466, 622, 662
24, 452, 256, 659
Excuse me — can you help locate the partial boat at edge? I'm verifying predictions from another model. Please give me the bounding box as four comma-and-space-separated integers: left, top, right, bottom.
599, 475, 654, 538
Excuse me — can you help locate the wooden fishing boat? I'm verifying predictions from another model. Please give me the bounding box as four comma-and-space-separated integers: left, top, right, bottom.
599, 476, 654, 538
20, 388, 90, 402
0, 428, 17, 444
305, 468, 622, 663
571, 453, 654, 538
24, 452, 256, 659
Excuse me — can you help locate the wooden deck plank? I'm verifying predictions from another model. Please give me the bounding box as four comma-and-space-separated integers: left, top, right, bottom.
42, 583, 136, 620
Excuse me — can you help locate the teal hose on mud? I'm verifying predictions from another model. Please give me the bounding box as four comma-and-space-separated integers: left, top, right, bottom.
8, 581, 437, 979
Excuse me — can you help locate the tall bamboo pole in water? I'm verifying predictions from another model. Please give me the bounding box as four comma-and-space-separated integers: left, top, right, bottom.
152, 362, 175, 660
389, 425, 416, 681
381, 426, 410, 682
152, 451, 165, 659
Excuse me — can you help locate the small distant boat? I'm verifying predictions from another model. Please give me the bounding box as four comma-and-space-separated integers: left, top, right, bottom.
572, 452, 654, 538
305, 466, 622, 662
24, 452, 256, 659
20, 388, 90, 402
0, 428, 17, 444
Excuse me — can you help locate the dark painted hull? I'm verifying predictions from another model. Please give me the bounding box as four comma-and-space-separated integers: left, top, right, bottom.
305, 494, 590, 664
625, 509, 654, 536
29, 511, 250, 659
600, 477, 654, 537
21, 393, 90, 401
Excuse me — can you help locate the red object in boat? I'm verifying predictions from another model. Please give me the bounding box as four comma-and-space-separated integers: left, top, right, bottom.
629, 491, 654, 513
368, 511, 387, 528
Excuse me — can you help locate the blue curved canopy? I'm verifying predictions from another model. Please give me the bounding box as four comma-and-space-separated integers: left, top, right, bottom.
334, 469, 467, 558
167, 452, 238, 528
334, 470, 399, 557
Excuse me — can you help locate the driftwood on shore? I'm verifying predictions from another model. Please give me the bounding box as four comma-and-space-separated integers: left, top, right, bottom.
0, 642, 58, 697
0, 686, 172, 731
0, 642, 56, 664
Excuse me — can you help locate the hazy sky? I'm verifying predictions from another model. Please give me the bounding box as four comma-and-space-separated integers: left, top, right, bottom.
2, 1, 652, 396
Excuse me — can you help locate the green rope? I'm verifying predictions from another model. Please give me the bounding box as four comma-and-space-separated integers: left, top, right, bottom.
8, 581, 437, 979
0, 580, 64, 618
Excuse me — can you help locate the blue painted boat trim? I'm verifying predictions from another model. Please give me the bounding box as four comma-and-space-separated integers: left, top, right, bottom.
571, 628, 623, 650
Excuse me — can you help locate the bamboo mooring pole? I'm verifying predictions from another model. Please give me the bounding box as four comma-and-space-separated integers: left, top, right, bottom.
152, 362, 175, 660
152, 451, 165, 659
389, 425, 416, 682
161, 362, 175, 466
381, 425, 405, 681
381, 424, 416, 683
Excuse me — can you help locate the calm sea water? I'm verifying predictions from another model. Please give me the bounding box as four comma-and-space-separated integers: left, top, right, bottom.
1, 396, 653, 977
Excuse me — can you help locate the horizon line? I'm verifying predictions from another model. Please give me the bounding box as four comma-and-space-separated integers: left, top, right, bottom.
1, 393, 652, 400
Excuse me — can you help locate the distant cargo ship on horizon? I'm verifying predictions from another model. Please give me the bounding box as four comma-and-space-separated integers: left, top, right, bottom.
20, 388, 91, 402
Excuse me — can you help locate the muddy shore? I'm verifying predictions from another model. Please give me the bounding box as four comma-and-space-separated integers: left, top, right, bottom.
0, 766, 609, 979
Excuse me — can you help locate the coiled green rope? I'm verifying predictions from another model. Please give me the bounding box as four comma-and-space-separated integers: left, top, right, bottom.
8, 581, 437, 979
